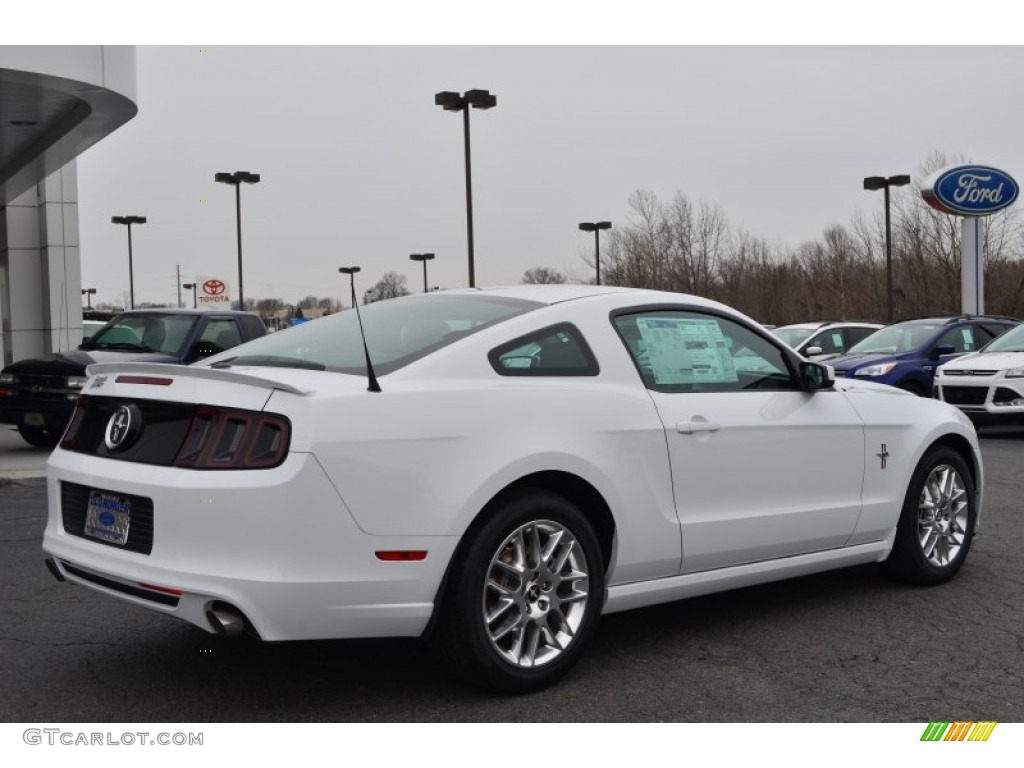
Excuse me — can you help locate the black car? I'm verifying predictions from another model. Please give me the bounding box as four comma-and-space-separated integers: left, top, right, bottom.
0, 309, 266, 447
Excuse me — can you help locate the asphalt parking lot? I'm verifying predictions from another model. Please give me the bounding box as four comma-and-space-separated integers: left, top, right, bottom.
1, 426, 1022, 722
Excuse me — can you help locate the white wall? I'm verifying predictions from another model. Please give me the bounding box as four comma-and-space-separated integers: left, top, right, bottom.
0, 162, 82, 365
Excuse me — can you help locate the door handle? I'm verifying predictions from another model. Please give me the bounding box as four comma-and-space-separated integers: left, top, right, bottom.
676, 419, 720, 434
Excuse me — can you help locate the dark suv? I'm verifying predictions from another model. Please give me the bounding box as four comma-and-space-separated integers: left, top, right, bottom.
825, 315, 1019, 395
0, 309, 266, 447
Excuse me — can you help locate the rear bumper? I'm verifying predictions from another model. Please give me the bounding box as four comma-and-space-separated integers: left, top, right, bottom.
42, 448, 458, 640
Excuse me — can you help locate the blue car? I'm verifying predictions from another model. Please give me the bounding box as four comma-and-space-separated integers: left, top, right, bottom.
827, 315, 1019, 395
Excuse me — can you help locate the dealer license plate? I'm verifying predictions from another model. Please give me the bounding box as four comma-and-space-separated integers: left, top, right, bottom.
83, 492, 131, 546
24, 412, 45, 427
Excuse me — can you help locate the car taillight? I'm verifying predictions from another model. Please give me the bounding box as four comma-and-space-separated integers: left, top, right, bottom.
60, 396, 90, 448
173, 406, 290, 469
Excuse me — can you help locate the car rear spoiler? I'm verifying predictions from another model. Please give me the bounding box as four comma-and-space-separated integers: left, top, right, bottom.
84, 362, 314, 395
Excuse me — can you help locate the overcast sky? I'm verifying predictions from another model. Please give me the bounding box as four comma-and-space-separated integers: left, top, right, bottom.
70, 43, 1024, 307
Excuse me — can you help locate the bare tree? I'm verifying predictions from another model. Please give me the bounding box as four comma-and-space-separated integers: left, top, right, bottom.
363, 272, 411, 304
522, 267, 566, 284
255, 297, 285, 314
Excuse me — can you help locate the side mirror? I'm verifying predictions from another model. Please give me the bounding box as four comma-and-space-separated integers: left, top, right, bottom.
800, 361, 834, 391
932, 344, 956, 359
185, 340, 222, 363
804, 346, 823, 357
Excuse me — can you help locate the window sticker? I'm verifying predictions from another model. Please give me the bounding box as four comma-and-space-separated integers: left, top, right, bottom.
832, 332, 843, 347
635, 317, 738, 385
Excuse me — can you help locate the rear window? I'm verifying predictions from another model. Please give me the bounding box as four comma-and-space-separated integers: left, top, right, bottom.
202, 294, 542, 375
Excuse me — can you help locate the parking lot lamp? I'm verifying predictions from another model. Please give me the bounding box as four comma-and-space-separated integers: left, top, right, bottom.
863, 174, 911, 322
81, 288, 96, 310
215, 171, 261, 309
111, 216, 146, 309
434, 89, 497, 288
409, 253, 436, 293
578, 221, 612, 285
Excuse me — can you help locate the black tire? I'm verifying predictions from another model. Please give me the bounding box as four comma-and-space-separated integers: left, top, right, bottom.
431, 489, 605, 694
17, 425, 60, 449
885, 446, 976, 585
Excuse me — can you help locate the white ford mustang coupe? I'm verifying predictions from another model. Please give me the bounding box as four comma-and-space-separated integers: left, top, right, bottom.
43, 285, 982, 692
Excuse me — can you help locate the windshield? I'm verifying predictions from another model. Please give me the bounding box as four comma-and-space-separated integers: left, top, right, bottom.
81, 313, 198, 355
981, 323, 1024, 353
202, 294, 542, 375
846, 323, 940, 355
773, 327, 815, 347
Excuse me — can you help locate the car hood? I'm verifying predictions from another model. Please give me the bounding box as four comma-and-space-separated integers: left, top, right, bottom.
939, 351, 1024, 372
827, 352, 898, 371
5, 349, 179, 375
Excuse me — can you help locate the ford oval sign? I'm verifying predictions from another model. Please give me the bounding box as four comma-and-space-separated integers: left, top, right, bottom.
922, 165, 1019, 216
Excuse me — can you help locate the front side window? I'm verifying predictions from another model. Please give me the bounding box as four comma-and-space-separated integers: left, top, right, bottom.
82, 314, 198, 356
613, 310, 796, 392
936, 325, 975, 354
806, 329, 845, 355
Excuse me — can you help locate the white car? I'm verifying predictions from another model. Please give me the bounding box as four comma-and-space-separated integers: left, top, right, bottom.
773, 321, 885, 360
43, 285, 982, 692
935, 322, 1024, 422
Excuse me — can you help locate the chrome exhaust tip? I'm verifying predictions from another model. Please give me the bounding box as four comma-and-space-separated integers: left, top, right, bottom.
206, 604, 246, 637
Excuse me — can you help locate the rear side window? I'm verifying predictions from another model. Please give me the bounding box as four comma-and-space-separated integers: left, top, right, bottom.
238, 315, 267, 339
489, 323, 599, 376
845, 327, 878, 347
200, 319, 242, 350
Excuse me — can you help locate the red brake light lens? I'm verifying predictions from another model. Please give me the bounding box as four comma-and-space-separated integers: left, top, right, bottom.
174, 406, 290, 469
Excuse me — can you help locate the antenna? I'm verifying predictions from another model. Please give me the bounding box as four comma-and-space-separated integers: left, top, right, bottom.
339, 266, 381, 393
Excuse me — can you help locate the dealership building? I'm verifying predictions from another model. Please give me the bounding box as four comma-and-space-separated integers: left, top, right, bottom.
0, 46, 137, 368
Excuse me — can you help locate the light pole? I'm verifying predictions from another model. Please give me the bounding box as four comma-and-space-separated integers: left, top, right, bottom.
111, 215, 146, 308
409, 253, 435, 293
81, 288, 96, 309
578, 221, 612, 285
215, 170, 261, 309
434, 89, 497, 288
864, 174, 911, 322
182, 282, 198, 308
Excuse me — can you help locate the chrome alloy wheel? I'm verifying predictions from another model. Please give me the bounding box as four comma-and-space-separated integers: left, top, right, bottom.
483, 520, 590, 668
917, 464, 969, 568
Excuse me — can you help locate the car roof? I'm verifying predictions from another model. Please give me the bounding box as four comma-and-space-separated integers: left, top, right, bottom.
443, 284, 645, 305
892, 314, 1019, 326
776, 321, 883, 331
117, 308, 260, 316
443, 283, 758, 312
